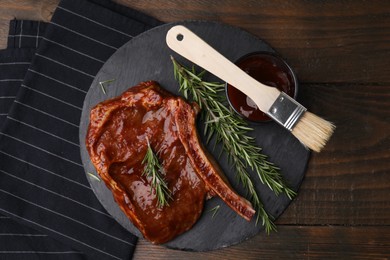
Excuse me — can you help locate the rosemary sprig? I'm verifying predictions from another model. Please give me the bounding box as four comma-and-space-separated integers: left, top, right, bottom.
171, 56, 296, 233
142, 139, 172, 208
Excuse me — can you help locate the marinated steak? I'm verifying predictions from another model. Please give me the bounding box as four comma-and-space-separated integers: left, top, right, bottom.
86, 81, 254, 244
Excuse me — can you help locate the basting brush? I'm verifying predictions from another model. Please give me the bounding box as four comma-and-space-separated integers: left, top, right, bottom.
166, 25, 335, 152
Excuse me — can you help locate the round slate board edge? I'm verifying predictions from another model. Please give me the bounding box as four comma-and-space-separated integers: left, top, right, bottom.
79, 20, 310, 251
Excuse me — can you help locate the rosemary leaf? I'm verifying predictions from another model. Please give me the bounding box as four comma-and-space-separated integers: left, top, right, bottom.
99, 79, 115, 95
171, 56, 295, 233
87, 172, 101, 182
142, 139, 172, 208
208, 205, 221, 219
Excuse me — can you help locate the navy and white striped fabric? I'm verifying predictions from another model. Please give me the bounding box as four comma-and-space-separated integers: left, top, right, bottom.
0, 215, 85, 259
0, 19, 42, 126
0, 49, 31, 127
7, 20, 47, 49
1, 19, 88, 260
0, 0, 162, 259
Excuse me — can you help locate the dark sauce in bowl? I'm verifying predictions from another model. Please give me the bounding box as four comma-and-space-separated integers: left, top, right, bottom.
226, 52, 298, 122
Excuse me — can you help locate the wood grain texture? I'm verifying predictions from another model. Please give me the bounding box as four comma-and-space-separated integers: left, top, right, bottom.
134, 226, 390, 259
1, 1, 389, 83
0, 0, 59, 47
0, 1, 389, 259
277, 83, 390, 225
115, 0, 390, 84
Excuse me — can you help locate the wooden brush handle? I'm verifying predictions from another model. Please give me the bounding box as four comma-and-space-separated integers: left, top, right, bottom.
166, 25, 280, 113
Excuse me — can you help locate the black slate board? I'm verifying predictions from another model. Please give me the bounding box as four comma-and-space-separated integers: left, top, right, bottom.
79, 21, 310, 251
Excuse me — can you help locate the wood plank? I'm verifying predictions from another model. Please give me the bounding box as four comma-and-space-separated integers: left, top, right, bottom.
0, 0, 58, 48
0, 1, 388, 258
0, 0, 388, 226
133, 226, 390, 259
1, 1, 389, 83
116, 0, 390, 84
278, 83, 390, 225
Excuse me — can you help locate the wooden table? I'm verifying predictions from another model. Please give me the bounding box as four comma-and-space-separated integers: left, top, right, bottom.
1, 1, 389, 259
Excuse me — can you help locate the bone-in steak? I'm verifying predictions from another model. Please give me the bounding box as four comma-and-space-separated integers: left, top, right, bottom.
86, 81, 254, 244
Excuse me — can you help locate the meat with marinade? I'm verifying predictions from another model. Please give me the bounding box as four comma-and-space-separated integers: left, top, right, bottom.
86, 81, 254, 244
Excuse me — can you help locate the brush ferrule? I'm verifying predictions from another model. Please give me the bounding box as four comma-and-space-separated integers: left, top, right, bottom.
266, 92, 307, 131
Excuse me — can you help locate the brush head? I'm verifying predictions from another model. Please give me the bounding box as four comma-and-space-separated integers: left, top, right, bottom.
291, 111, 335, 152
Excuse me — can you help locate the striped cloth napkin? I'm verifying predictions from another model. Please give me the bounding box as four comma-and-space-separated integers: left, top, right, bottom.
0, 0, 162, 259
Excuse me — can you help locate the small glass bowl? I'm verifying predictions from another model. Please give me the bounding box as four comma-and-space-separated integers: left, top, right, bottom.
226, 51, 298, 123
